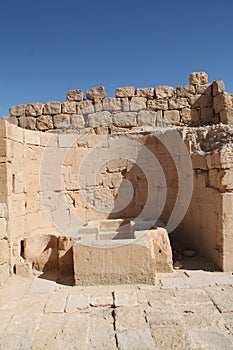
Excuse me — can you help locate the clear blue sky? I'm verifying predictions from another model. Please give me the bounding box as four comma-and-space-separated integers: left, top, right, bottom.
0, 0, 233, 117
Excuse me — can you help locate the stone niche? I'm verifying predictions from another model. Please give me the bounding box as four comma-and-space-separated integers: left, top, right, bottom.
0, 71, 233, 286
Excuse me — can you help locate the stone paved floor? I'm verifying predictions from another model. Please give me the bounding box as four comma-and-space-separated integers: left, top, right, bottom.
0, 269, 233, 349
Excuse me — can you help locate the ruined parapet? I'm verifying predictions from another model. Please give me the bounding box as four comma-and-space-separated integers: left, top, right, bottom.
7, 72, 233, 132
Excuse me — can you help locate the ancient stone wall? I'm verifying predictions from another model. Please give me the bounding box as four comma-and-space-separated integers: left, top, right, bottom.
1, 72, 233, 285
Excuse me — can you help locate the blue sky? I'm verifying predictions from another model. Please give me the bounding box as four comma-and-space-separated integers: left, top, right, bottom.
0, 0, 233, 117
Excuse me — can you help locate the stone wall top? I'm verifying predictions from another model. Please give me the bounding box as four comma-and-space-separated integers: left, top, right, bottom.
6, 72, 233, 132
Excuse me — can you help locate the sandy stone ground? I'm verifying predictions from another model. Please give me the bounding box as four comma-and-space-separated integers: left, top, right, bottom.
0, 268, 233, 350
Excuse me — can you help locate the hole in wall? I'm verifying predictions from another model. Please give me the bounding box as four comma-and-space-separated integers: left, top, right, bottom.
20, 240, 25, 259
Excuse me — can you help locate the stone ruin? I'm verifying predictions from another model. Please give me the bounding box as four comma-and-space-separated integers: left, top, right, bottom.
0, 72, 233, 286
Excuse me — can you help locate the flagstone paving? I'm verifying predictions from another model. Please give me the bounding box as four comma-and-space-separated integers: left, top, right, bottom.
0, 269, 233, 349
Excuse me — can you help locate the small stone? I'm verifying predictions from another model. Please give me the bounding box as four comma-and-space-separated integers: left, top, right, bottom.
53, 114, 70, 129
9, 104, 26, 117
189, 72, 208, 85
135, 88, 154, 99
213, 80, 225, 97
86, 86, 106, 100
116, 86, 134, 98
174, 261, 183, 269
182, 249, 196, 257
36, 116, 54, 130
25, 103, 44, 117
66, 89, 83, 101
155, 86, 174, 99
43, 101, 61, 115
62, 101, 76, 114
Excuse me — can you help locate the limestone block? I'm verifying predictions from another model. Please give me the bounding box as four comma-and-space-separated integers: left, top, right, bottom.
53, 114, 70, 129
201, 108, 214, 123
93, 98, 103, 112
43, 101, 61, 115
73, 228, 172, 285
147, 99, 168, 110
191, 109, 200, 123
164, 110, 180, 124
214, 93, 232, 113
220, 108, 233, 126
8, 116, 18, 126
0, 138, 7, 157
71, 115, 85, 129
36, 115, 54, 130
24, 129, 40, 145
18, 116, 36, 130
155, 86, 174, 99
102, 98, 122, 112
66, 89, 83, 101
0, 239, 9, 264
135, 87, 154, 99
189, 72, 208, 85
0, 203, 8, 218
116, 329, 154, 350
0, 263, 9, 286
192, 154, 208, 170
181, 108, 191, 124
86, 86, 106, 100
213, 80, 225, 97
192, 94, 212, 108
121, 98, 130, 112
25, 103, 44, 117
137, 110, 156, 126
0, 218, 7, 239
15, 262, 32, 278
156, 110, 163, 126
169, 98, 189, 109
87, 111, 112, 128
7, 123, 24, 143
129, 97, 147, 111
113, 112, 137, 127
76, 100, 94, 114
9, 104, 26, 117
61, 101, 76, 114
176, 85, 195, 97
195, 84, 212, 95
115, 86, 134, 98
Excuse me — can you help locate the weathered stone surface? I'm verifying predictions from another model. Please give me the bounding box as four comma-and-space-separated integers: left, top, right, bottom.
114, 307, 146, 331
137, 110, 156, 126
213, 80, 225, 97
0, 203, 7, 218
0, 263, 9, 286
65, 292, 90, 312
66, 89, 83, 102
135, 88, 154, 99
151, 326, 195, 349
103, 98, 122, 112
116, 86, 134, 98
189, 72, 208, 85
214, 93, 232, 113
130, 97, 147, 111
45, 290, 68, 313
86, 86, 106, 100
147, 99, 168, 110
192, 94, 212, 108
169, 98, 189, 109
71, 114, 85, 129
0, 218, 7, 240
77, 100, 95, 114
87, 111, 112, 128
90, 291, 113, 307
9, 104, 26, 117
164, 110, 180, 124
25, 103, 44, 117
43, 102, 61, 115
176, 85, 195, 97
114, 290, 138, 307
15, 262, 32, 278
116, 329, 154, 350
0, 239, 8, 264
195, 84, 212, 95
36, 115, 54, 130
19, 116, 36, 130
201, 108, 214, 123
8, 116, 18, 126
61, 101, 76, 114
89, 315, 116, 349
53, 114, 70, 129
181, 108, 191, 124
113, 112, 137, 127
155, 86, 174, 99
220, 108, 233, 125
